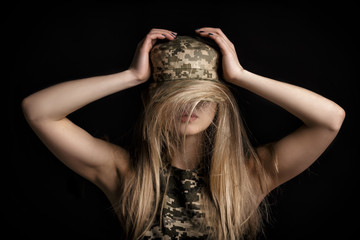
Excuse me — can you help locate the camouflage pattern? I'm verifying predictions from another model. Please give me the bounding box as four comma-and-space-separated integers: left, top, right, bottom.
143, 166, 209, 239
150, 36, 220, 82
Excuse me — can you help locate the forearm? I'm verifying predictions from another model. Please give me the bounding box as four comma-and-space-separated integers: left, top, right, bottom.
22, 70, 140, 123
232, 70, 345, 131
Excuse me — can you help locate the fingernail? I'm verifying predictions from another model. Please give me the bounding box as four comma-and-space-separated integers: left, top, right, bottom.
208, 33, 213, 35
162, 34, 166, 37
195, 28, 201, 30
171, 32, 177, 35
199, 31, 204, 33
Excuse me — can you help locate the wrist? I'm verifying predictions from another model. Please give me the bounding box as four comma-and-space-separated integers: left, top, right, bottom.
224, 67, 246, 85
126, 68, 150, 85
125, 69, 148, 86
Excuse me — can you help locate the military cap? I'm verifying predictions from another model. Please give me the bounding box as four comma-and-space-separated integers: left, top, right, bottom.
150, 36, 220, 82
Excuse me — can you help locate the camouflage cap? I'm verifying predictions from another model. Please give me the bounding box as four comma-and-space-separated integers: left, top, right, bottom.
150, 36, 220, 82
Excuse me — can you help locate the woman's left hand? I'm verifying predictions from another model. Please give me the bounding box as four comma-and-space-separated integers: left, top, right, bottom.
195, 27, 243, 84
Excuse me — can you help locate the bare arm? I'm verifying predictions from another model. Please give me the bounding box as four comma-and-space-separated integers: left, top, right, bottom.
196, 28, 345, 192
22, 29, 177, 201
22, 71, 139, 197
230, 70, 345, 190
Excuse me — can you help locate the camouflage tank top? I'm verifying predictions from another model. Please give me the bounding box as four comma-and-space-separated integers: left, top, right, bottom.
143, 165, 209, 239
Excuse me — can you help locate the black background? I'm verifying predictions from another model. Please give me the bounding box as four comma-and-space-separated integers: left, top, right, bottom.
7, 2, 358, 239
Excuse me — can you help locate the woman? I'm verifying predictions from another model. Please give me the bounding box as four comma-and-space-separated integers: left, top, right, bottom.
22, 28, 345, 240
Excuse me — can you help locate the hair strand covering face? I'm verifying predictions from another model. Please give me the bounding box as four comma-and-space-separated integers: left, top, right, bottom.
114, 36, 278, 240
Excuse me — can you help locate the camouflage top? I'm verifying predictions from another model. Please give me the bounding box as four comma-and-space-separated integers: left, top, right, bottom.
150, 36, 220, 82
143, 165, 209, 239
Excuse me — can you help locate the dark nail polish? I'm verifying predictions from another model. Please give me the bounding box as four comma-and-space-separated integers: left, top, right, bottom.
199, 31, 204, 33
171, 32, 177, 35
209, 33, 213, 35
162, 34, 166, 37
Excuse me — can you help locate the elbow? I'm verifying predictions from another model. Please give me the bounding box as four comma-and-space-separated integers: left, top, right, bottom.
329, 105, 346, 132
21, 96, 41, 124
21, 96, 34, 122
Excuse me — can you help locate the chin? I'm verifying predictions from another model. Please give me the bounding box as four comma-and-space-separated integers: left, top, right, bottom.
179, 125, 206, 136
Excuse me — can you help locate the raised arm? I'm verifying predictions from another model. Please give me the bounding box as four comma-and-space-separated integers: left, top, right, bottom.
196, 28, 345, 192
22, 29, 177, 202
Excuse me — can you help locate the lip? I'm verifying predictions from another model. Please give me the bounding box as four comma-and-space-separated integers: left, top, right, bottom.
181, 113, 198, 122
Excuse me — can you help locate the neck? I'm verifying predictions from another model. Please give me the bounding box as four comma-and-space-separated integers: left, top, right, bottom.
172, 134, 203, 170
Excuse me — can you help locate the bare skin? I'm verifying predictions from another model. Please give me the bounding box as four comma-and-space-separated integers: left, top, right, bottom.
22, 28, 345, 204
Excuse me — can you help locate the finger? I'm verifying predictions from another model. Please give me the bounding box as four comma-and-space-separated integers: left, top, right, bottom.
200, 28, 234, 51
149, 28, 177, 40
150, 28, 176, 35
195, 27, 235, 50
141, 28, 178, 53
195, 31, 229, 50
198, 31, 236, 57
141, 33, 167, 52
196, 27, 227, 39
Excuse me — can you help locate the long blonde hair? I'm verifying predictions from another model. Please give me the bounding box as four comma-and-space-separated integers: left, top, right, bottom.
114, 79, 277, 240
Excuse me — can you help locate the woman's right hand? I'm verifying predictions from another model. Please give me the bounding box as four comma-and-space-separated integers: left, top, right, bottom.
129, 28, 177, 83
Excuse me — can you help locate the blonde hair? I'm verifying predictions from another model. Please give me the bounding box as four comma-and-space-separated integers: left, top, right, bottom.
114, 79, 277, 240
